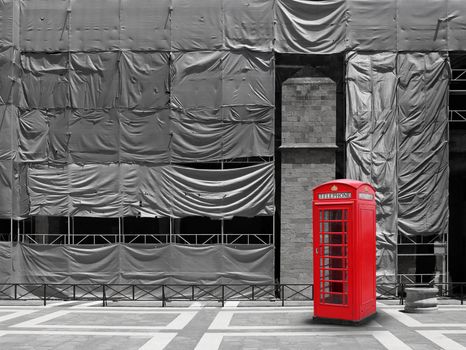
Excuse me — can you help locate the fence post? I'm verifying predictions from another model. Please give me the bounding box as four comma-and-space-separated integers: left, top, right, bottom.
281, 285, 285, 307
102, 284, 106, 307
192, 285, 195, 301
43, 284, 46, 306
221, 285, 225, 307
132, 285, 135, 301
14, 284, 17, 300
162, 285, 166, 307
400, 283, 404, 306
73, 285, 76, 300
252, 285, 255, 301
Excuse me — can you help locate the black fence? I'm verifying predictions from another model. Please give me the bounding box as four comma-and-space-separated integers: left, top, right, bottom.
0, 282, 465, 307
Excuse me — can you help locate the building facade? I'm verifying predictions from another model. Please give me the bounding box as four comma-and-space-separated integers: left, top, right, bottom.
0, 0, 465, 290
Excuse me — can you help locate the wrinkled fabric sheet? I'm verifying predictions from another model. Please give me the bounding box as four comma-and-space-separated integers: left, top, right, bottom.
346, 52, 449, 284
0, 242, 274, 286
14, 0, 466, 53
27, 162, 275, 218
276, 0, 466, 53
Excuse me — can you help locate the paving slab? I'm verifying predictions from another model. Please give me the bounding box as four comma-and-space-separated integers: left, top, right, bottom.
0, 300, 465, 349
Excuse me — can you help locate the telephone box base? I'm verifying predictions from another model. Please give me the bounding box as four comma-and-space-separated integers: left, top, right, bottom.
312, 312, 377, 326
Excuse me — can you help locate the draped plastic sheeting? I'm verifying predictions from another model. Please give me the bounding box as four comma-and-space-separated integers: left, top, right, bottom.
0, 242, 274, 285
0, 0, 19, 48
7, 0, 466, 53
274, 0, 347, 54
346, 52, 449, 284
275, 0, 466, 53
27, 162, 274, 218
14, 51, 274, 164
397, 53, 449, 238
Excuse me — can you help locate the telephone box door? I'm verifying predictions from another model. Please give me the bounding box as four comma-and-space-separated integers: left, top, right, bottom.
314, 205, 352, 319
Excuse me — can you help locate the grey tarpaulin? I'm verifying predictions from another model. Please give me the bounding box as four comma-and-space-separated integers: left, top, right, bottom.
275, 0, 466, 53
69, 52, 119, 109
119, 109, 171, 164
69, 0, 120, 52
274, 0, 347, 54
13, 49, 274, 165
20, 53, 69, 110
346, 52, 449, 284
120, 0, 171, 51
346, 52, 398, 284
0, 0, 18, 48
0, 243, 274, 285
12, 0, 466, 53
397, 53, 449, 238
171, 0, 223, 51
0, 160, 13, 217
0, 47, 20, 105
171, 50, 274, 110
28, 162, 275, 218
119, 51, 170, 109
16, 108, 273, 165
0, 243, 12, 284
20, 0, 69, 52
224, 0, 274, 51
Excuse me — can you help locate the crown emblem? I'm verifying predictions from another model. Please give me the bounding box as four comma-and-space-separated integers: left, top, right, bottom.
331, 185, 338, 191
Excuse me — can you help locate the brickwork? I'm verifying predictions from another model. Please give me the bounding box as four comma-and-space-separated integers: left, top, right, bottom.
280, 77, 337, 286
281, 78, 336, 145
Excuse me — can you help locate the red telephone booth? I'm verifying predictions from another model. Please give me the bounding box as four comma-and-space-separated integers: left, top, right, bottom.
312, 180, 376, 324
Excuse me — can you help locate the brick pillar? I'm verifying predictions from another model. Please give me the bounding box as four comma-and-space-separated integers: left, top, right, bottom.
280, 77, 337, 288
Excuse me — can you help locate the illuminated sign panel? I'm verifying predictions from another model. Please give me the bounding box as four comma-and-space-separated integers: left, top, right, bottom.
358, 193, 374, 200
317, 192, 352, 200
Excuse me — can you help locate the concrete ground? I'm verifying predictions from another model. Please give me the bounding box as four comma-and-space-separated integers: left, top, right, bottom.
0, 299, 465, 349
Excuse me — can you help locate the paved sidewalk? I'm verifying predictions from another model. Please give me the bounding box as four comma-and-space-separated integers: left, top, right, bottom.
0, 299, 465, 349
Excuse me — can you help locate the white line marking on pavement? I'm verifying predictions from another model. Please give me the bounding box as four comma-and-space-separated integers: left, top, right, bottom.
224, 301, 240, 307
418, 330, 466, 350
71, 300, 103, 308
166, 311, 198, 329
0, 330, 176, 350
209, 309, 381, 330
11, 310, 69, 327
217, 306, 313, 312
11, 309, 197, 330
0, 309, 37, 323
194, 333, 223, 350
138, 333, 177, 350
384, 308, 466, 328
44, 300, 81, 308
189, 302, 203, 308
195, 331, 411, 350
372, 331, 413, 350
382, 309, 423, 327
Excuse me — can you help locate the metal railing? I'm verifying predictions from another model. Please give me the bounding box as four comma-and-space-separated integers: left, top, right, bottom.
0, 283, 311, 307
15, 233, 273, 245
1, 282, 465, 307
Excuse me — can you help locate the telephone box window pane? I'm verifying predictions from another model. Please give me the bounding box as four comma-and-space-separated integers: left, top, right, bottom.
325, 222, 343, 233
321, 234, 346, 245
321, 269, 347, 281
321, 257, 348, 269
322, 210, 346, 221
322, 245, 347, 257
320, 281, 348, 293
321, 293, 348, 305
